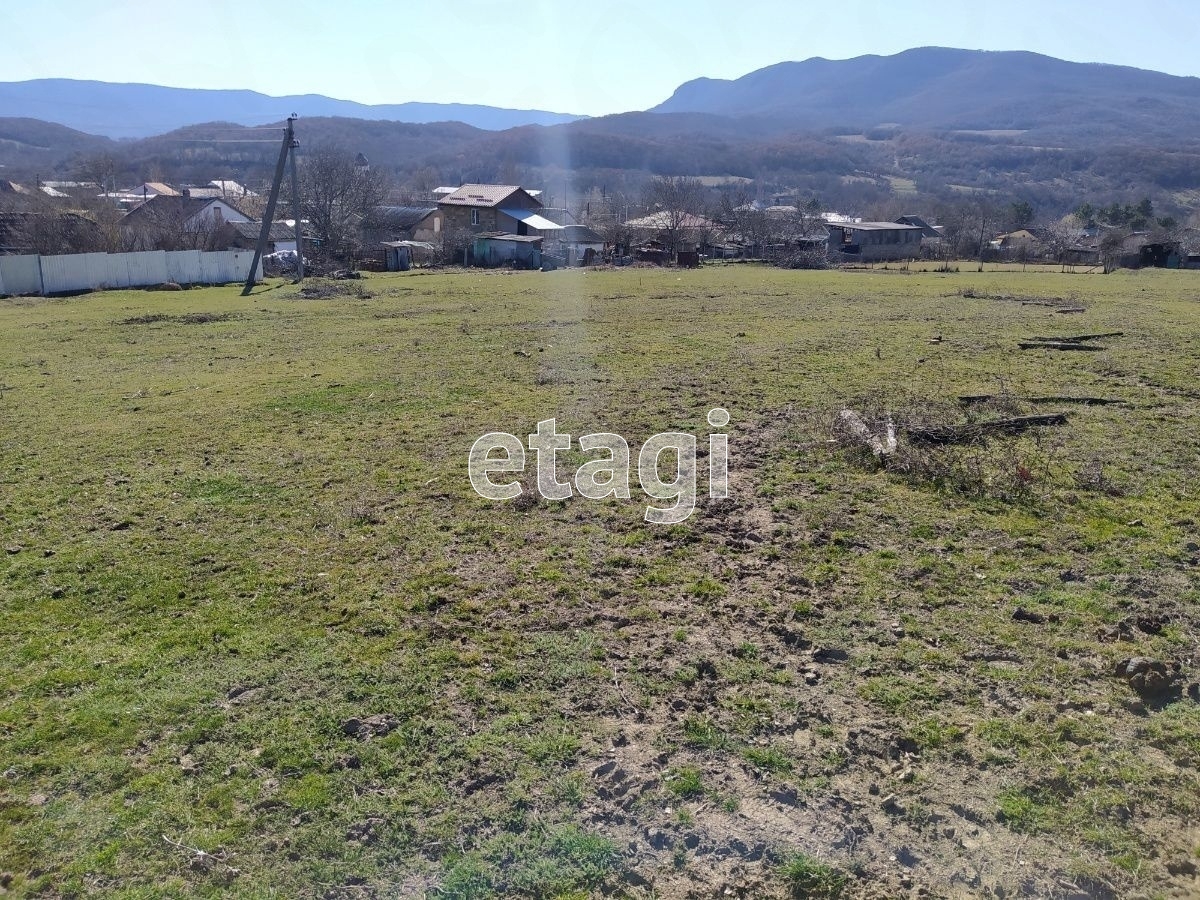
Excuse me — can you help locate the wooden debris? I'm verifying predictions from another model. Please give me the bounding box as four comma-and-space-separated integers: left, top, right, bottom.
1027, 396, 1122, 406
1019, 331, 1122, 351
1018, 341, 1106, 351
905, 413, 1069, 445
838, 409, 896, 457
1026, 332, 1123, 343
1055, 307, 1087, 314
958, 395, 1123, 406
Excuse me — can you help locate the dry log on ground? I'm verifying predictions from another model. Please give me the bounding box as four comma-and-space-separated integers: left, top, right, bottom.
1026, 332, 1124, 342
905, 413, 1069, 445
1027, 396, 1122, 406
958, 395, 1122, 406
1018, 341, 1106, 351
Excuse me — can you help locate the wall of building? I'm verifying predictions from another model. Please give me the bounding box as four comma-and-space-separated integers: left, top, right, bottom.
830, 227, 922, 261
190, 201, 251, 229
471, 238, 541, 267
412, 211, 442, 243
441, 205, 501, 234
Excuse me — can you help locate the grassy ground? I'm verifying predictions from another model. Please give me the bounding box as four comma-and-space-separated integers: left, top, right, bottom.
1, 265, 1198, 899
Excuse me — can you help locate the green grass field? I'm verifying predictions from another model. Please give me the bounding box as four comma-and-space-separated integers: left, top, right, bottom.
2, 266, 1199, 898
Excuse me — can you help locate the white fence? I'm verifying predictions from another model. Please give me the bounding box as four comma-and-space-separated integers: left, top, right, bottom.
0, 255, 43, 296
0, 250, 262, 296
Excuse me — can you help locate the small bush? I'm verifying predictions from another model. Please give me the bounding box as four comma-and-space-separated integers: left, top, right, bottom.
832, 396, 1051, 502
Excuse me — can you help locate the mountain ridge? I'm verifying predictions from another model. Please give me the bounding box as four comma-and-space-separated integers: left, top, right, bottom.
0, 78, 586, 139
3, 49, 1200, 218
651, 47, 1200, 141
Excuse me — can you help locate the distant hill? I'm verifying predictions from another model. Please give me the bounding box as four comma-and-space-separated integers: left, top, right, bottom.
652, 47, 1200, 143
4, 49, 1200, 219
0, 79, 585, 139
114, 118, 487, 187
0, 117, 114, 173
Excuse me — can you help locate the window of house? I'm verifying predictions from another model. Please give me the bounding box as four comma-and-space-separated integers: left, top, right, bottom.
471, 209, 480, 226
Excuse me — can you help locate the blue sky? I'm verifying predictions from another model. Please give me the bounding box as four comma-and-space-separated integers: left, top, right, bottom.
4, 0, 1199, 115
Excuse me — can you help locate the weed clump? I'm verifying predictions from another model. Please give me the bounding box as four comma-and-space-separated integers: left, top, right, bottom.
831, 396, 1055, 502
778, 851, 848, 898
118, 312, 233, 325
296, 279, 373, 299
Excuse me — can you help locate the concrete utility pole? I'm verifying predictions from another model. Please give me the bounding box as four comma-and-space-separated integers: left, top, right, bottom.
288, 117, 304, 280
241, 116, 295, 296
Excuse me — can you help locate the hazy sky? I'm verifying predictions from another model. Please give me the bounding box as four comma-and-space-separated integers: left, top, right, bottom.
4, 0, 1199, 115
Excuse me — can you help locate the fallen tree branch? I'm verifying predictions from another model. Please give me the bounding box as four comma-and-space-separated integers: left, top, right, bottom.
1026, 332, 1124, 342
1018, 341, 1106, 351
905, 413, 1069, 445
959, 395, 1123, 406
1027, 396, 1122, 406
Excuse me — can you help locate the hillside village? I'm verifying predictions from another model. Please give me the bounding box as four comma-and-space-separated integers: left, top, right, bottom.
3, 164, 1200, 286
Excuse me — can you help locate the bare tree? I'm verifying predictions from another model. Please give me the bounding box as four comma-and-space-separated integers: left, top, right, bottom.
774, 198, 822, 251
590, 215, 633, 258
1099, 230, 1127, 274
583, 188, 635, 257
1041, 215, 1084, 272
935, 197, 1001, 265
717, 190, 770, 258
437, 222, 475, 266
80, 198, 127, 252
299, 144, 390, 261
642, 177, 706, 254
73, 153, 119, 196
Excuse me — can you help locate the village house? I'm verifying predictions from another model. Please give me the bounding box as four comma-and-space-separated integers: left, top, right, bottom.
471, 233, 543, 268
129, 182, 181, 198
553, 224, 605, 266
104, 181, 184, 210
363, 205, 441, 246
436, 184, 560, 238
1115, 233, 1184, 269
0, 211, 104, 255
180, 180, 259, 201
624, 211, 720, 255
121, 194, 250, 251
991, 228, 1050, 255
39, 181, 100, 201
895, 215, 943, 240
825, 221, 924, 261
227, 221, 299, 254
